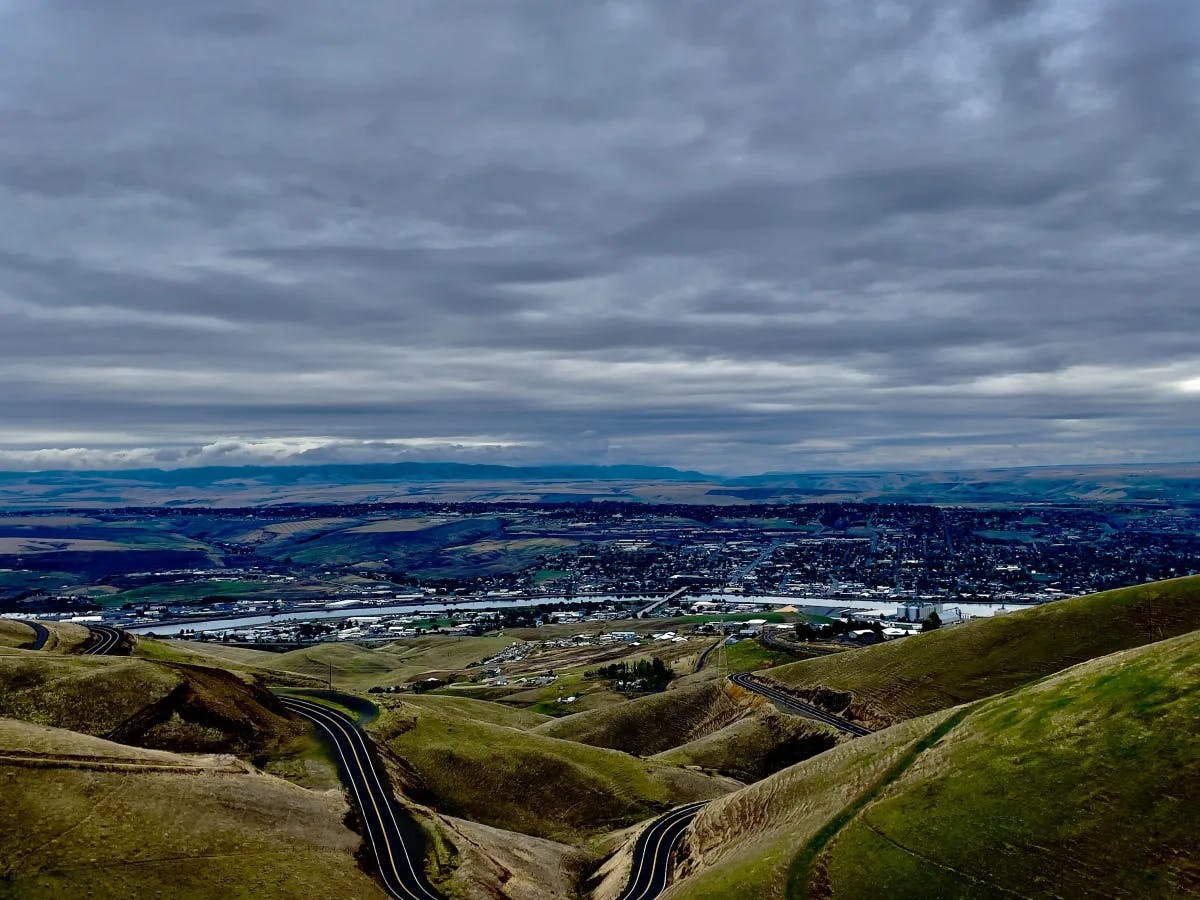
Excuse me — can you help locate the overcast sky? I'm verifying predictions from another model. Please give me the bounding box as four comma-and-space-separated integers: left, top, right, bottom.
1, 1, 1197, 474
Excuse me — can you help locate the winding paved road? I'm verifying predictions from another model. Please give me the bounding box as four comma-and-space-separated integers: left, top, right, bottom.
731, 672, 872, 737
279, 695, 440, 900
84, 625, 123, 656
616, 800, 708, 900
15, 620, 49, 650
693, 638, 722, 673
757, 630, 847, 658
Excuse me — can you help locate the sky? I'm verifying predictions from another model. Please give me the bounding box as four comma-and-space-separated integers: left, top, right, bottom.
1, 0, 1198, 475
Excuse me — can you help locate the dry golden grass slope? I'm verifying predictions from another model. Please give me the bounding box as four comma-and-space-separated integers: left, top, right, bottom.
665, 628, 1200, 899
766, 573, 1200, 726
532, 678, 841, 782
0, 717, 384, 899
398, 692, 551, 729
181, 634, 515, 691
0, 647, 302, 756
136, 636, 292, 668
652, 708, 840, 783
0, 619, 91, 653
0, 619, 36, 649
131, 636, 327, 688
430, 813, 593, 900
533, 680, 755, 755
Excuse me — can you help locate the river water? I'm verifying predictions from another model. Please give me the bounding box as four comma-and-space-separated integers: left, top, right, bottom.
124, 591, 1038, 635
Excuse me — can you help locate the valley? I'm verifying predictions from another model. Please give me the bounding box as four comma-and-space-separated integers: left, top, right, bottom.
3, 573, 1198, 897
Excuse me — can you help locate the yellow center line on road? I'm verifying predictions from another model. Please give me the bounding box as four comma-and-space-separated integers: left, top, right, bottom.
619, 800, 708, 900
282, 698, 415, 900
281, 696, 438, 900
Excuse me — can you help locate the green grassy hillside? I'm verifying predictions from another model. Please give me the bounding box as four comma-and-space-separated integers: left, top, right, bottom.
270, 515, 514, 570
0, 717, 385, 899
533, 681, 753, 756
399, 692, 551, 729
367, 695, 737, 845
0, 648, 302, 756
262, 635, 512, 690
667, 629, 1200, 899
132, 636, 327, 687
652, 709, 840, 782
765, 574, 1200, 726
532, 677, 842, 781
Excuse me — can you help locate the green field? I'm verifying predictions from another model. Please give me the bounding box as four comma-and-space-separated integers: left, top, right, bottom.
101, 579, 274, 607
0, 569, 81, 591
722, 639, 794, 672
809, 632, 1200, 898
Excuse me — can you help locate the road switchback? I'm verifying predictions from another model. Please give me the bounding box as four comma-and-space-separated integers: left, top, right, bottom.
616, 800, 708, 900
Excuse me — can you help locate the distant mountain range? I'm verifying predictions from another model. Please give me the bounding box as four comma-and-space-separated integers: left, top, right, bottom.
0, 461, 710, 488
0, 460, 1196, 508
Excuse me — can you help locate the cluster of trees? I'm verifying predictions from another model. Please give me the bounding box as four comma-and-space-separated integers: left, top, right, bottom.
407, 677, 447, 694
788, 618, 882, 641
586, 656, 674, 692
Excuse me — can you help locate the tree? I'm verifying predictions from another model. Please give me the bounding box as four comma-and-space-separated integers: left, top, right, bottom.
921, 611, 942, 632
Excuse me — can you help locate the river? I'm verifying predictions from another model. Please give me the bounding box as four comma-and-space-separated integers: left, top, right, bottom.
123, 591, 1039, 635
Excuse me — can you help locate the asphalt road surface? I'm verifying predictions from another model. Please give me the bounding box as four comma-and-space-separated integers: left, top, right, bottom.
693, 638, 722, 673
84, 625, 123, 656
731, 672, 872, 737
15, 620, 49, 650
279, 695, 441, 900
757, 630, 847, 658
617, 800, 709, 900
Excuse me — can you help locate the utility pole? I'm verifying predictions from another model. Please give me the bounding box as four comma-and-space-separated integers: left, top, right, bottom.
328, 661, 333, 690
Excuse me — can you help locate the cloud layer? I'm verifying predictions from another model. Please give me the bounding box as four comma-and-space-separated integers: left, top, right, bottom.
1, 1, 1197, 473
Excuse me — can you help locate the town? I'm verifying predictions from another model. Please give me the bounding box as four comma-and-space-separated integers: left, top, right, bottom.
2, 500, 1196, 649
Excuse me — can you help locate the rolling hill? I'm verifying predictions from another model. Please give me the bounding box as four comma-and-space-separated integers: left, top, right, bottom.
0, 619, 91, 653
532, 679, 841, 781
762, 574, 1200, 727
3, 460, 1196, 507
664, 628, 1200, 899
651, 708, 840, 783
149, 633, 516, 692
0, 619, 42, 649
0, 648, 302, 756
0, 717, 384, 899
366, 694, 738, 845
533, 680, 754, 755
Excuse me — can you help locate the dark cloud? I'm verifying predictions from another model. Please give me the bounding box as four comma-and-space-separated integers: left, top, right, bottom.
0, 0, 1196, 473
